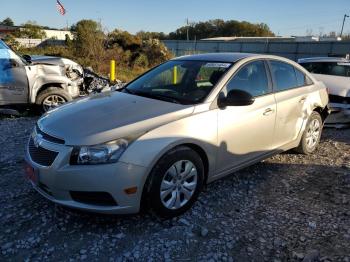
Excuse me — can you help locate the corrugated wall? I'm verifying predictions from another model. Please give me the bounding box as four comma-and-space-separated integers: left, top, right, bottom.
163, 40, 350, 61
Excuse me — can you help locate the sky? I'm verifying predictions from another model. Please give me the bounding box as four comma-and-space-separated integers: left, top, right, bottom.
1, 0, 350, 36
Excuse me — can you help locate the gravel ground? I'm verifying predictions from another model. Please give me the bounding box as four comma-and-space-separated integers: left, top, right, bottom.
0, 117, 349, 261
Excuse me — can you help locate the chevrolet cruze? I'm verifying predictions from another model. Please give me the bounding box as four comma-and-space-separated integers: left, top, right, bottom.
25, 53, 329, 218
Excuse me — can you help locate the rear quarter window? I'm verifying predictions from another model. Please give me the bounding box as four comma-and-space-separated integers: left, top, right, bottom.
300, 62, 350, 77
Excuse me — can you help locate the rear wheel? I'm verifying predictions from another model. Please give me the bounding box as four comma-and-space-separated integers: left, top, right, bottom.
36, 87, 72, 112
144, 146, 204, 218
295, 111, 323, 154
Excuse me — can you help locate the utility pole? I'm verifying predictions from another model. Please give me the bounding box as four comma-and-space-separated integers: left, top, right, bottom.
340, 14, 349, 38
186, 18, 189, 41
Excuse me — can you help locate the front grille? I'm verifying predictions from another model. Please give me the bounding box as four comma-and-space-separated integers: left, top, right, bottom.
70, 191, 118, 206
36, 125, 65, 145
28, 138, 58, 166
329, 95, 350, 104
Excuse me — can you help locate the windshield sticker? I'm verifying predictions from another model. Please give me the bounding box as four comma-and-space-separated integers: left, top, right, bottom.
204, 63, 231, 68
337, 62, 350, 66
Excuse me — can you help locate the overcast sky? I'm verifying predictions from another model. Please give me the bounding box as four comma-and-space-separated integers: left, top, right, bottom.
1, 0, 349, 36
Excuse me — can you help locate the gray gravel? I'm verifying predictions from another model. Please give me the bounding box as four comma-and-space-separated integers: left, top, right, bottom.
0, 117, 349, 261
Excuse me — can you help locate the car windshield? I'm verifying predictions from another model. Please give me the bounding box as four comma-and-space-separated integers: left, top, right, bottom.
0, 40, 28, 65
123, 60, 233, 104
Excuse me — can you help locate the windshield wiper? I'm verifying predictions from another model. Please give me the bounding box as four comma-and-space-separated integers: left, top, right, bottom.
123, 87, 134, 94
131, 91, 182, 104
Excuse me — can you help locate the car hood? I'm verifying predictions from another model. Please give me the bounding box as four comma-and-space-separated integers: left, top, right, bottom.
30, 55, 83, 75
38, 91, 195, 145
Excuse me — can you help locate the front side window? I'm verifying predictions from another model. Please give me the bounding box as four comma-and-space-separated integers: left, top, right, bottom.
225, 60, 270, 97
270, 61, 298, 91
124, 60, 232, 104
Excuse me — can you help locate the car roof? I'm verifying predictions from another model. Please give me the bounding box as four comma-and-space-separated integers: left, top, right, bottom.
172, 52, 257, 63
298, 57, 349, 63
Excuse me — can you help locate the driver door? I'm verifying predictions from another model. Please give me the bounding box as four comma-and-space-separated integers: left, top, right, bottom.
216, 60, 276, 174
0, 48, 29, 105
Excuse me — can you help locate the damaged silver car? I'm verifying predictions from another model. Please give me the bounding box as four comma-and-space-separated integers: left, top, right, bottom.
0, 40, 83, 112
299, 57, 350, 126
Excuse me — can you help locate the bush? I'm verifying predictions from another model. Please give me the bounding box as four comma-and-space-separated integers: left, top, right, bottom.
134, 53, 149, 68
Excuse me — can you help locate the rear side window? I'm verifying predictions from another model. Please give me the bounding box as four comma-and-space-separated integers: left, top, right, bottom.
295, 68, 313, 86
225, 60, 270, 97
269, 61, 298, 91
300, 62, 350, 77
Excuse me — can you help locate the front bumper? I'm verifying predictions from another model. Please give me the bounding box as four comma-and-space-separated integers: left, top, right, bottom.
25, 138, 148, 214
326, 103, 350, 125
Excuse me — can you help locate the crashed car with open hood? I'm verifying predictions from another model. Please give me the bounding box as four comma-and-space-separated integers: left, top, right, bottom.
0, 39, 84, 112
298, 57, 350, 126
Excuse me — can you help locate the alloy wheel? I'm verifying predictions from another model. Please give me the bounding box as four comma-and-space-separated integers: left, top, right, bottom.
160, 160, 198, 210
42, 95, 66, 111
305, 118, 321, 149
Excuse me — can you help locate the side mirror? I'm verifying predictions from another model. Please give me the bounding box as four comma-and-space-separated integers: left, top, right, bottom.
218, 89, 255, 107
22, 54, 32, 63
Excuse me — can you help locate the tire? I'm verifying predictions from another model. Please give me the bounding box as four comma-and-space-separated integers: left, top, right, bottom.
144, 146, 204, 219
36, 87, 72, 112
295, 111, 323, 154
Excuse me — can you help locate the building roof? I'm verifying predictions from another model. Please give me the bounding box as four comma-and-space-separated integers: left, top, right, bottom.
298, 57, 349, 63
200, 36, 294, 42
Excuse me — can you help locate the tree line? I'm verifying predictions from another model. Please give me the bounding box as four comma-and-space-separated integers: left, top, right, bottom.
1, 17, 275, 40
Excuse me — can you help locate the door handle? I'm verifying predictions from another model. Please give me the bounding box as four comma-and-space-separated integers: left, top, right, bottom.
263, 108, 274, 116
299, 97, 306, 103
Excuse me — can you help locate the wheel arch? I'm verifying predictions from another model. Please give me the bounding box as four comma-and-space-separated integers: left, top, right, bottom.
32, 82, 66, 103
139, 141, 210, 212
312, 105, 330, 123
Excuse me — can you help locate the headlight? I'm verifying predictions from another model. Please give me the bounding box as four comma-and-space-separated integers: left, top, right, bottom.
71, 139, 129, 165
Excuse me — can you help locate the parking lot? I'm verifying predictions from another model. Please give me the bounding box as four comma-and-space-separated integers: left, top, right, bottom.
0, 116, 349, 261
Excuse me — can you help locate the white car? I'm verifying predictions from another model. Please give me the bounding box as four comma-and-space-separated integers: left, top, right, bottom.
0, 40, 84, 112
298, 57, 350, 126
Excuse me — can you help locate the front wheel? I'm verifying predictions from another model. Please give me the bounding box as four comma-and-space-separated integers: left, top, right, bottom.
144, 146, 204, 218
36, 87, 72, 112
295, 111, 323, 154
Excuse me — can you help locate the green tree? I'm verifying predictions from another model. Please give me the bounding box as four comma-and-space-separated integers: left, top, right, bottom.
168, 19, 274, 40
1, 17, 14, 26
136, 31, 167, 40
72, 19, 105, 70
15, 22, 46, 39
107, 29, 142, 51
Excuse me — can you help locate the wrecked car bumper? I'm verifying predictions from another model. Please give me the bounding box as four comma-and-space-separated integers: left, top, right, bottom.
326, 102, 350, 125
24, 137, 147, 214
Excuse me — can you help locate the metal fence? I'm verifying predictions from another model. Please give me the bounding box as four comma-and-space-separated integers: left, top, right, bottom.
163, 40, 350, 61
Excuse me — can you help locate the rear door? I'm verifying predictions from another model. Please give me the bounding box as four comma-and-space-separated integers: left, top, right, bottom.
216, 60, 276, 173
268, 60, 313, 148
0, 43, 28, 105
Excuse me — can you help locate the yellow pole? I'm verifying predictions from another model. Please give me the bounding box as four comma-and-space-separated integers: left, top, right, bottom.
110, 60, 116, 82
173, 66, 177, 84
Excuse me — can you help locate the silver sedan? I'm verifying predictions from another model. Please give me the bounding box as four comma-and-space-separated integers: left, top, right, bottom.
25, 53, 329, 218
